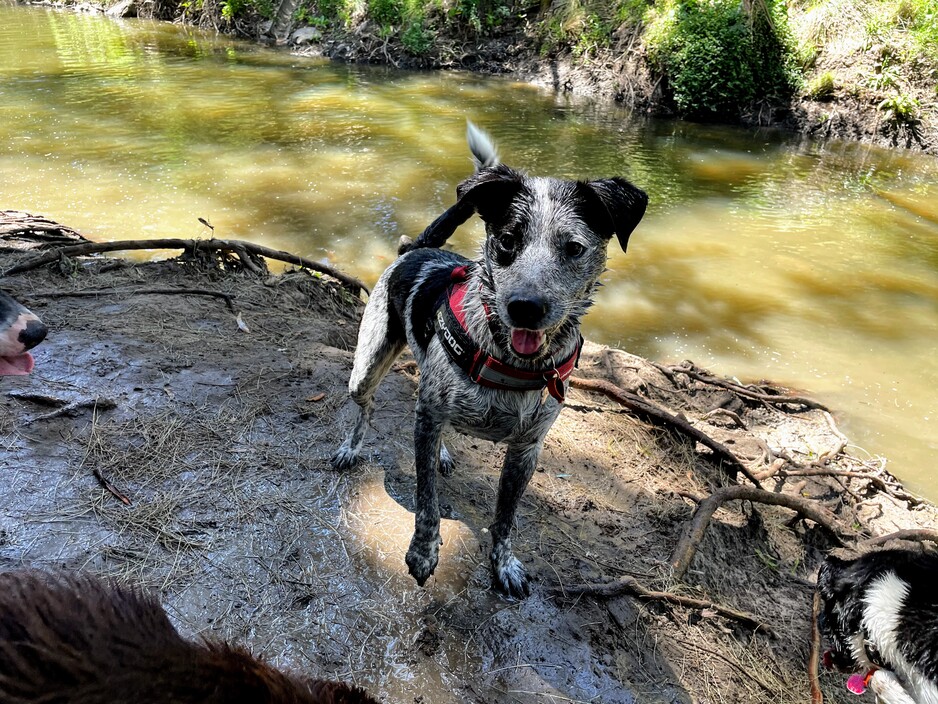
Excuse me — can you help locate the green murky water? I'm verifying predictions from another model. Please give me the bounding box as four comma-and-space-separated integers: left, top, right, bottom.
2, 3, 936, 499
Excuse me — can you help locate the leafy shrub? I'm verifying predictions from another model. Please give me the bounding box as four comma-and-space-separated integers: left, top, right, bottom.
878, 93, 920, 124
646, 0, 800, 120
368, 0, 403, 25
806, 70, 836, 99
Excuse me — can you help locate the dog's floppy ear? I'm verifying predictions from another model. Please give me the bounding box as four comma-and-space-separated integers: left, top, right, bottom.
401, 165, 523, 254
579, 177, 648, 253
455, 164, 524, 226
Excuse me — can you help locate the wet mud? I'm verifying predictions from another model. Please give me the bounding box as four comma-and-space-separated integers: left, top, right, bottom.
1, 245, 935, 703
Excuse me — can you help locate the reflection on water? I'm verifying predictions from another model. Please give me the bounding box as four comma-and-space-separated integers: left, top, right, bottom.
1, 3, 936, 499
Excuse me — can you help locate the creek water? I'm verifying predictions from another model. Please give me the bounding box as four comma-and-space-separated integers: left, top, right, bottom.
2, 2, 936, 501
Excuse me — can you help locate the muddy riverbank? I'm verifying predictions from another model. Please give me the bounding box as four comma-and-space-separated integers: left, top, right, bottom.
2, 221, 936, 703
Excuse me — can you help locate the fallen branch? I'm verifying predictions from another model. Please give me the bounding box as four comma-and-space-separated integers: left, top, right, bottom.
32, 287, 237, 314
556, 575, 773, 634
810, 591, 824, 704
661, 363, 829, 412
861, 529, 938, 547
671, 486, 856, 580
569, 376, 763, 488
0, 238, 369, 296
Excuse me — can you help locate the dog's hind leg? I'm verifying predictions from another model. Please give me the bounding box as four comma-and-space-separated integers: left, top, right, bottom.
488, 440, 543, 598
331, 274, 405, 471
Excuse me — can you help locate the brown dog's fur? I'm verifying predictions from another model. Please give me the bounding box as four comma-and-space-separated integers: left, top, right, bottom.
0, 571, 379, 704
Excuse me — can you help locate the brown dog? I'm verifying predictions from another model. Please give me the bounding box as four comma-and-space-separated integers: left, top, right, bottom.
0, 570, 379, 704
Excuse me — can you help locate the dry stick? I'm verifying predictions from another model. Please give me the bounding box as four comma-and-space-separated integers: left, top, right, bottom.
25, 397, 117, 425
670, 486, 856, 581
569, 376, 763, 488
32, 288, 237, 314
861, 529, 938, 547
0, 238, 369, 295
809, 591, 824, 704
557, 575, 773, 634
661, 363, 830, 412
92, 468, 132, 506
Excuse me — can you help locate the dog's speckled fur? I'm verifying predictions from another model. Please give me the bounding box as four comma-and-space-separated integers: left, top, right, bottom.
332, 124, 647, 597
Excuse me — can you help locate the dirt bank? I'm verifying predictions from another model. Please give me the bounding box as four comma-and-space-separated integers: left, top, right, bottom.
2, 219, 936, 703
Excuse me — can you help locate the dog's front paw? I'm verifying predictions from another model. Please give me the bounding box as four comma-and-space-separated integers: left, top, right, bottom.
438, 444, 455, 477
490, 543, 530, 599
869, 669, 917, 704
405, 533, 441, 586
330, 442, 359, 471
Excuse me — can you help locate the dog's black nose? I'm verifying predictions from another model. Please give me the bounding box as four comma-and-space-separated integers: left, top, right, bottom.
19, 319, 48, 350
507, 296, 548, 329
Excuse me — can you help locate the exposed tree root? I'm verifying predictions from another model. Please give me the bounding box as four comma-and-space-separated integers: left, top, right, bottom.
0, 210, 85, 248
32, 287, 238, 313
569, 376, 763, 487
670, 486, 857, 580
555, 575, 773, 634
862, 529, 938, 547
658, 362, 830, 412
0, 237, 369, 295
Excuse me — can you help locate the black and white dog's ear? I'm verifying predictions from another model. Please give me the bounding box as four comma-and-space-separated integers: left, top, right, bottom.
401, 165, 523, 254
456, 164, 524, 225
580, 177, 648, 253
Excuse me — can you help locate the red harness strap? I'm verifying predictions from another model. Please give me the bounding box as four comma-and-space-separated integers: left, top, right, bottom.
436, 265, 581, 403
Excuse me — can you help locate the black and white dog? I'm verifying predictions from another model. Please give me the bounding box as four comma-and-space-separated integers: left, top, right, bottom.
332, 124, 647, 597
0, 290, 47, 376
817, 549, 938, 703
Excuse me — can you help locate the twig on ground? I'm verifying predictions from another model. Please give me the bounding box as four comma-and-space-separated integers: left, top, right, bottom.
0, 237, 369, 295
92, 468, 132, 506
26, 397, 117, 425
555, 575, 773, 634
671, 486, 857, 580
810, 591, 824, 704
6, 391, 69, 407
569, 376, 763, 487
32, 287, 238, 314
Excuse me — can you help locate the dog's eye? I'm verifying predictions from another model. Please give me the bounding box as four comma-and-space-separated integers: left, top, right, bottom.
565, 241, 586, 259
490, 237, 516, 265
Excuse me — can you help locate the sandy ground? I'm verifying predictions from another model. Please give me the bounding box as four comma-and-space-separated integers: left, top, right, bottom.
2, 235, 936, 704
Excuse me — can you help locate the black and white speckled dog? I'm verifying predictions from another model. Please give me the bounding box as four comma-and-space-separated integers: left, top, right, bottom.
0, 290, 47, 376
331, 124, 647, 597
817, 549, 938, 704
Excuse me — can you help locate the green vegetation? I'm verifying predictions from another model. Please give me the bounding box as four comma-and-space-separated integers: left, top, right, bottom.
879, 92, 920, 124
645, 0, 799, 119
806, 70, 836, 99
147, 0, 935, 136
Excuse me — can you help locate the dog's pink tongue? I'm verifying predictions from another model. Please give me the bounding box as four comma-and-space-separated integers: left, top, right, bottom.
511, 328, 545, 356
846, 673, 867, 695
0, 352, 34, 376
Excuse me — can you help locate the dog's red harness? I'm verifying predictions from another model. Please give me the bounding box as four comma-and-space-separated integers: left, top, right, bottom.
433, 265, 581, 403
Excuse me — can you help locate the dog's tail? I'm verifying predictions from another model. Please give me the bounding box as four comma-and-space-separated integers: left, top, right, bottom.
466, 121, 499, 171
399, 122, 497, 255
